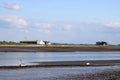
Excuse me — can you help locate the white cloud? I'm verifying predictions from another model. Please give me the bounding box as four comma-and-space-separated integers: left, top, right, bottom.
31, 22, 73, 33
4, 3, 20, 10
34, 22, 52, 28
104, 22, 120, 28
38, 29, 51, 34
33, 22, 72, 29
62, 24, 72, 30
0, 15, 29, 34
0, 15, 28, 28
21, 29, 29, 33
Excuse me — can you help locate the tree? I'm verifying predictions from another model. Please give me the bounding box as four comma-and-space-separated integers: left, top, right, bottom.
96, 41, 108, 46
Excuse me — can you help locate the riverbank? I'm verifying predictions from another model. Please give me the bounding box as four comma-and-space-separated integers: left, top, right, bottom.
0, 45, 120, 52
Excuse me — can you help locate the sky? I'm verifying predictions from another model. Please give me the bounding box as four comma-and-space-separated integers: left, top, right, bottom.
0, 0, 120, 44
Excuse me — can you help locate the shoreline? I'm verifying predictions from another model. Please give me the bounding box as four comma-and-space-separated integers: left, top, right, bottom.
0, 45, 120, 52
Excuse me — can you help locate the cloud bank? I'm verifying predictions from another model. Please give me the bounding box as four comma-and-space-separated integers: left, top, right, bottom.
104, 22, 120, 28
0, 15, 28, 30
1, 3, 20, 10
0, 15, 120, 44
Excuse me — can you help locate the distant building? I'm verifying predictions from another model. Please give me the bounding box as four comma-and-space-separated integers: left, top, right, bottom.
20, 40, 45, 45
96, 41, 108, 46
44, 41, 51, 45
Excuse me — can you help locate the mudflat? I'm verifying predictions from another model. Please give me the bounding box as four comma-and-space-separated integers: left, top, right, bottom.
32, 60, 120, 66
0, 60, 120, 69
0, 65, 120, 80
0, 45, 120, 52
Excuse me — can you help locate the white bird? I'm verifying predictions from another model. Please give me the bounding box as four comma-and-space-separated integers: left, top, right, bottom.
19, 63, 26, 67
19, 59, 26, 67
86, 62, 90, 65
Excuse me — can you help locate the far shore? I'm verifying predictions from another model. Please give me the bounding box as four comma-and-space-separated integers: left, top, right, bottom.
0, 44, 120, 52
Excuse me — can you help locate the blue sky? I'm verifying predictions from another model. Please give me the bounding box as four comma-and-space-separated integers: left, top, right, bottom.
0, 0, 120, 44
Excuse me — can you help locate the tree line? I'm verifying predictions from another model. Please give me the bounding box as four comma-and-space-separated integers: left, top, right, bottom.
0, 41, 19, 45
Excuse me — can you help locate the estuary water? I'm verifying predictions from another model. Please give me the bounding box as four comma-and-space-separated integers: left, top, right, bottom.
0, 52, 120, 66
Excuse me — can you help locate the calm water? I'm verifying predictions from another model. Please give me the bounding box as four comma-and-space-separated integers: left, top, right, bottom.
0, 52, 120, 66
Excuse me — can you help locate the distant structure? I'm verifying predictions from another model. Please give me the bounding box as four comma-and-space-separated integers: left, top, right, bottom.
44, 41, 51, 45
96, 41, 108, 46
20, 40, 45, 45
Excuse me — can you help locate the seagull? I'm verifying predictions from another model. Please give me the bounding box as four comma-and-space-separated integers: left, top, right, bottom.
86, 62, 90, 65
19, 63, 26, 67
19, 59, 26, 67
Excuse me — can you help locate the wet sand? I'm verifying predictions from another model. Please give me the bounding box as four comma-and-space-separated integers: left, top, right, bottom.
0, 65, 120, 80
0, 60, 120, 69
53, 69, 120, 80
32, 60, 120, 67
1, 60, 120, 79
0, 45, 120, 52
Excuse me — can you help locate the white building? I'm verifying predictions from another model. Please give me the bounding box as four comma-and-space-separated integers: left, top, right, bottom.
37, 40, 45, 45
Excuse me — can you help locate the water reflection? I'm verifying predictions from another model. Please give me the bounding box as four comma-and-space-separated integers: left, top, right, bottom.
0, 52, 120, 66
